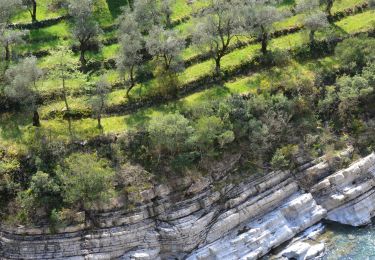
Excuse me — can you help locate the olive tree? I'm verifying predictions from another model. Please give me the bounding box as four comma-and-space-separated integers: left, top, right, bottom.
89, 77, 109, 130
296, 0, 329, 49
0, 30, 27, 61
22, 0, 38, 23
160, 0, 176, 28
146, 25, 185, 73
4, 56, 43, 126
0, 0, 26, 61
0, 0, 22, 24
133, 0, 161, 32
116, 12, 143, 98
192, 0, 242, 75
69, 0, 101, 67
49, 47, 82, 136
242, 0, 286, 55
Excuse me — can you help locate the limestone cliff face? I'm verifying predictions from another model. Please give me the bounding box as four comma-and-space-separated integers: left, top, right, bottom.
1, 151, 375, 260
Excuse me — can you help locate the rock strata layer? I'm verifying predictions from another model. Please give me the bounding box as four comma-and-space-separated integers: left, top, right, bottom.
1, 152, 375, 259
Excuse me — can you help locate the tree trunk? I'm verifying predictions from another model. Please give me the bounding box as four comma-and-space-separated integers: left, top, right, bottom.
33, 110, 41, 127
166, 13, 171, 28
5, 44, 10, 61
67, 117, 73, 138
62, 77, 70, 112
126, 66, 135, 98
326, 0, 333, 22
309, 30, 315, 48
309, 30, 316, 54
31, 0, 37, 23
79, 46, 86, 68
97, 116, 102, 129
128, 0, 134, 11
215, 57, 221, 76
261, 31, 268, 55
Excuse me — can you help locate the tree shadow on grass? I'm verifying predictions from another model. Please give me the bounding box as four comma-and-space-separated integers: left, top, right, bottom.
106, 0, 128, 18
124, 110, 152, 131
0, 111, 31, 141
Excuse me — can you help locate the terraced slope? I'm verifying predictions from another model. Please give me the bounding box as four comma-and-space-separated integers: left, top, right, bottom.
0, 0, 374, 146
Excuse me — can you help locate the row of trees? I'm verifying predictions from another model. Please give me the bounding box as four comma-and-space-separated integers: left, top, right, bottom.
1, 0, 373, 130
1, 0, 366, 99
116, 0, 348, 97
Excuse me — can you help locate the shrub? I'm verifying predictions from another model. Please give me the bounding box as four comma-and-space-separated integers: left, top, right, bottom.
148, 112, 194, 156
56, 153, 115, 211
271, 145, 299, 170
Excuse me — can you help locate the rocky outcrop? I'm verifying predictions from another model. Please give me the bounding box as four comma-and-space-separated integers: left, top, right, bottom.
1, 152, 375, 259
185, 193, 325, 260
311, 153, 375, 226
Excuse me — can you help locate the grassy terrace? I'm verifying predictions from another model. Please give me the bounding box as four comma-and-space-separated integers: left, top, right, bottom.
38, 9, 375, 114
26, 0, 371, 99
0, 53, 339, 148
1, 0, 374, 148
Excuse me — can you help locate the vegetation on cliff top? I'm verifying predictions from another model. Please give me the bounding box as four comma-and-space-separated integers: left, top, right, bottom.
0, 0, 374, 227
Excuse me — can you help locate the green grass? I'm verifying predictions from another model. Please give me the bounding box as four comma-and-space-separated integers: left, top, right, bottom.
2, 0, 374, 147
1, 53, 340, 145
33, 9, 375, 118
12, 0, 66, 23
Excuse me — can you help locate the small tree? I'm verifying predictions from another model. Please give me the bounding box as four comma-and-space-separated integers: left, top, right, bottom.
56, 153, 115, 217
0, 0, 23, 24
17, 171, 61, 223
242, 0, 286, 55
49, 47, 82, 136
0, 0, 26, 62
50, 47, 80, 115
22, 0, 38, 23
90, 77, 109, 130
304, 12, 329, 49
296, 0, 329, 50
146, 25, 184, 73
69, 0, 101, 67
192, 0, 242, 75
190, 115, 234, 154
0, 30, 27, 61
116, 12, 143, 98
148, 113, 194, 158
160, 0, 176, 28
4, 56, 43, 126
320, 0, 344, 21
133, 0, 161, 33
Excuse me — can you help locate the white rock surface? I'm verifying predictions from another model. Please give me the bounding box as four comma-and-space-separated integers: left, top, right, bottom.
311, 153, 375, 226
186, 193, 326, 260
281, 241, 324, 260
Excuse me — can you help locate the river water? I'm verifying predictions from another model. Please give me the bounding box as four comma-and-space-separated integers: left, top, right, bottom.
319, 221, 375, 260
265, 221, 375, 259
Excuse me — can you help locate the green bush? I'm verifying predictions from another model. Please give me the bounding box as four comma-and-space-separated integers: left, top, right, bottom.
56, 153, 115, 211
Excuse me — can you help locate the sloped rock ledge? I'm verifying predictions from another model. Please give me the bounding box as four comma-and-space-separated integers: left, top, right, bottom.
1, 152, 375, 259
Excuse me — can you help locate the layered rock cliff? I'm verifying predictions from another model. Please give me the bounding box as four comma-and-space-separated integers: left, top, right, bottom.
1, 151, 375, 260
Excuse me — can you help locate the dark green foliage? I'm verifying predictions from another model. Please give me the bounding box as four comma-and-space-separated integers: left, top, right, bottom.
56, 153, 115, 211
335, 37, 375, 73
16, 171, 61, 224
